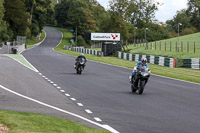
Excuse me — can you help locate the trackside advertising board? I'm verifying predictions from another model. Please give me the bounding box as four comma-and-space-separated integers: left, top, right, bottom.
91, 33, 120, 41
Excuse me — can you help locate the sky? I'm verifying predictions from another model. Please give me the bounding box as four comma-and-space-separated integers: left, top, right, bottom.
97, 0, 188, 23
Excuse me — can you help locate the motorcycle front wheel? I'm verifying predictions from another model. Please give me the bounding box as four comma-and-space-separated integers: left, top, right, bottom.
138, 80, 145, 95
77, 66, 82, 74
131, 84, 137, 93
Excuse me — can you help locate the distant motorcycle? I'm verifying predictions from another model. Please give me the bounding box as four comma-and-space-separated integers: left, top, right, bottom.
75, 58, 86, 74
129, 66, 150, 94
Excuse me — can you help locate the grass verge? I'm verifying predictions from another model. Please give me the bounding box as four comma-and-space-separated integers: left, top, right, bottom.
49, 26, 200, 84
1, 28, 110, 133
25, 30, 46, 48
126, 32, 200, 59
0, 110, 109, 133
6, 54, 37, 72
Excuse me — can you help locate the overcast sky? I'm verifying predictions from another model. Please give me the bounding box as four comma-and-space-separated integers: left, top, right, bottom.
97, 0, 188, 23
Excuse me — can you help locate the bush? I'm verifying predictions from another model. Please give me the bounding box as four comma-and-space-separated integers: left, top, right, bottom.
77, 35, 89, 47
26, 27, 31, 38
180, 27, 197, 36
177, 58, 183, 67
168, 32, 177, 38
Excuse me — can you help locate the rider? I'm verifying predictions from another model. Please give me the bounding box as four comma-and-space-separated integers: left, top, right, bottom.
131, 57, 149, 82
74, 53, 86, 69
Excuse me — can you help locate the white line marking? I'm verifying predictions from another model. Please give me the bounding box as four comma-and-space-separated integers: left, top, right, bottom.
102, 125, 120, 133
53, 84, 57, 86
6, 54, 39, 72
94, 117, 102, 122
60, 90, 65, 93
20, 54, 39, 72
70, 98, 76, 101
65, 93, 70, 97
85, 109, 93, 114
42, 76, 46, 78
39, 73, 42, 75
47, 79, 51, 82
45, 78, 48, 80
0, 85, 119, 133
152, 73, 200, 86
50, 81, 54, 84
57, 87, 61, 89
77, 103, 83, 106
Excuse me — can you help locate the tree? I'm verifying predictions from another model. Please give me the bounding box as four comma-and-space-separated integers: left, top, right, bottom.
166, 10, 192, 33
55, 0, 71, 26
0, 0, 11, 41
67, 7, 98, 35
24, 0, 53, 36
131, 0, 161, 28
4, 0, 28, 38
86, 0, 109, 32
46, 2, 55, 24
32, 0, 52, 32
107, 0, 137, 41
186, 0, 200, 30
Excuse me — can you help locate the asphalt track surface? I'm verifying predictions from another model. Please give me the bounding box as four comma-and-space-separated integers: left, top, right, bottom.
0, 55, 104, 129
2, 27, 200, 133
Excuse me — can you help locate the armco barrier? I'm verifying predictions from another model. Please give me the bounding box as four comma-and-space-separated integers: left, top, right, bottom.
118, 52, 176, 68
71, 47, 103, 56
183, 59, 200, 69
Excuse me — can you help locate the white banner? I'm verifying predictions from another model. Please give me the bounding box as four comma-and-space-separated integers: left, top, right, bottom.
91, 33, 120, 41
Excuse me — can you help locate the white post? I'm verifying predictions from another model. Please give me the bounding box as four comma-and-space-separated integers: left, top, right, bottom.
177, 23, 182, 52
134, 27, 137, 45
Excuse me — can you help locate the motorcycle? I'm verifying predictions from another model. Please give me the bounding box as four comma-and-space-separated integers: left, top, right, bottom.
129, 66, 150, 94
75, 58, 86, 74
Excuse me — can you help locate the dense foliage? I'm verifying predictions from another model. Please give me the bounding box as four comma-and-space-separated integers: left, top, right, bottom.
0, 0, 11, 42
0, 0, 200, 44
166, 0, 200, 37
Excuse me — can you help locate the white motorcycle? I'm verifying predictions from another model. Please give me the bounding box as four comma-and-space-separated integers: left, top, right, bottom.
129, 66, 150, 94
76, 58, 86, 74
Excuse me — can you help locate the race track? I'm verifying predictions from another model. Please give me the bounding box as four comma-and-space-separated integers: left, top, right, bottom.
21, 28, 200, 133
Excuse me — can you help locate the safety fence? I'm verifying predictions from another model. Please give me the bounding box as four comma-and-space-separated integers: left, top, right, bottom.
91, 43, 102, 49
118, 52, 176, 68
130, 41, 200, 53
69, 46, 103, 56
183, 59, 200, 69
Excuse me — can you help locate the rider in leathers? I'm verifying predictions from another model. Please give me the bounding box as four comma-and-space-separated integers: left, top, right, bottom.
131, 57, 150, 83
74, 53, 86, 69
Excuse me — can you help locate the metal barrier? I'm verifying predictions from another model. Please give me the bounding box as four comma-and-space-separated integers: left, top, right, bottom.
183, 59, 200, 69
118, 52, 176, 68
71, 47, 103, 56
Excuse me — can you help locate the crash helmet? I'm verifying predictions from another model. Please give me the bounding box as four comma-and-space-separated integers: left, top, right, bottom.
141, 57, 147, 65
80, 53, 84, 56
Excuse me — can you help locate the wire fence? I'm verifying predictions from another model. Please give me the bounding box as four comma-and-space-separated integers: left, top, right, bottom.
132, 40, 200, 53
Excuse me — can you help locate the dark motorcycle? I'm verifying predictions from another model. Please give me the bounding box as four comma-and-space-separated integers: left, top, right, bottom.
129, 66, 150, 94
76, 58, 86, 74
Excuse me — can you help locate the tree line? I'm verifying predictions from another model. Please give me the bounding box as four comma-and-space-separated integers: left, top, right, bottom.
0, 0, 200, 45
0, 0, 54, 42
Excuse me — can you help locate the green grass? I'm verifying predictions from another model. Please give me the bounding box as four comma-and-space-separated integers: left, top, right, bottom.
0, 110, 110, 133
90, 48, 101, 51
127, 32, 200, 59
6, 54, 37, 72
48, 26, 200, 84
25, 30, 46, 46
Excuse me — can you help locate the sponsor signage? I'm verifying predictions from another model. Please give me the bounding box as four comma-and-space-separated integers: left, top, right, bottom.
91, 33, 120, 41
